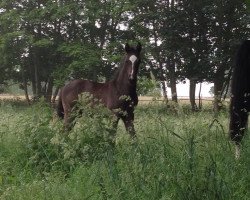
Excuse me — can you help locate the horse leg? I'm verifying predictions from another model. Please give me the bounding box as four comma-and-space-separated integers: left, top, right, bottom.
107, 117, 119, 146
122, 113, 136, 138
235, 144, 241, 159
229, 108, 248, 159
63, 103, 74, 131
63, 110, 70, 131
111, 117, 119, 134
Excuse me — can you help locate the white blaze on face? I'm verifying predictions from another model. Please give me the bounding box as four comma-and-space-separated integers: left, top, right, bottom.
129, 55, 137, 79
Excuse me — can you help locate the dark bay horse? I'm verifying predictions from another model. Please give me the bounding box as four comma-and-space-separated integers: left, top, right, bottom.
229, 40, 250, 158
57, 42, 142, 137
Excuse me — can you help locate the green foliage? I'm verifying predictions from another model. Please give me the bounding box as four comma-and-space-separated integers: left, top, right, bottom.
137, 76, 160, 96
0, 0, 249, 105
57, 42, 102, 80
4, 95, 116, 174
51, 93, 116, 167
247, 0, 250, 11
33, 39, 54, 48
0, 101, 250, 199
17, 100, 59, 172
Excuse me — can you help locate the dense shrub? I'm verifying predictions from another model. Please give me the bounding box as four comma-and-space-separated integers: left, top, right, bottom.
14, 95, 116, 174
51, 93, 116, 167
0, 100, 250, 199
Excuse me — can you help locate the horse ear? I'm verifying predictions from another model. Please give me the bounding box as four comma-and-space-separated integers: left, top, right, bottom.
136, 42, 142, 52
125, 43, 130, 52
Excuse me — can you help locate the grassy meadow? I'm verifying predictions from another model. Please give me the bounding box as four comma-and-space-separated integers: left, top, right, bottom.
0, 99, 250, 200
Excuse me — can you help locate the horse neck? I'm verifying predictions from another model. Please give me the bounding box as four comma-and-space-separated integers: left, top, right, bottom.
114, 71, 137, 96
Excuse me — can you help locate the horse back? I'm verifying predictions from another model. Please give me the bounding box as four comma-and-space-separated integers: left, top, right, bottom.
61, 79, 138, 115
61, 80, 108, 107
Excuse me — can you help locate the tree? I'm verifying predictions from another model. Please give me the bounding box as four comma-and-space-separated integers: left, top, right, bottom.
130, 0, 180, 103
169, 0, 212, 110
0, 0, 136, 102
208, 0, 249, 113
0, 0, 249, 112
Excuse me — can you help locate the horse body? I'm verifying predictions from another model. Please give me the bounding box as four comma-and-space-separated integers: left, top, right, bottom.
229, 40, 250, 157
57, 42, 142, 136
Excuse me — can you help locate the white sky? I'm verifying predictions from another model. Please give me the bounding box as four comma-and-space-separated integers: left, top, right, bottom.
165, 80, 213, 98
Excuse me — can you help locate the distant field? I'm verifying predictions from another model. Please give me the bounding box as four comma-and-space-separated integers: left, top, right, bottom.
0, 94, 28, 100
0, 94, 228, 111
138, 95, 217, 105
0, 94, 217, 104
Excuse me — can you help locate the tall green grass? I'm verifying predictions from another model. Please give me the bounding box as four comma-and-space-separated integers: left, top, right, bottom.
0, 100, 249, 199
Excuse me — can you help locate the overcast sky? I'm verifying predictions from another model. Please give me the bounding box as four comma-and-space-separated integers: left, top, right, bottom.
165, 81, 213, 98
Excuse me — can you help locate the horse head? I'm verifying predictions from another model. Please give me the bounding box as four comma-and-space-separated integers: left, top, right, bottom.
124, 42, 142, 81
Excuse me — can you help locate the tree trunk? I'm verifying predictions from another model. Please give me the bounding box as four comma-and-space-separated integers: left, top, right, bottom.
34, 57, 42, 100
52, 86, 60, 104
170, 81, 177, 103
189, 79, 197, 111
21, 81, 30, 105
198, 82, 202, 110
21, 69, 30, 105
161, 81, 168, 104
168, 58, 178, 103
29, 45, 42, 101
45, 78, 53, 103
31, 78, 36, 100
213, 78, 224, 115
151, 23, 168, 104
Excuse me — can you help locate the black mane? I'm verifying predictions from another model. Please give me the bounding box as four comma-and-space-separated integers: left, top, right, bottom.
111, 55, 127, 81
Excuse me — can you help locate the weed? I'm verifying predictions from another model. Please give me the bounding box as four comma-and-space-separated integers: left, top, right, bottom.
0, 101, 249, 199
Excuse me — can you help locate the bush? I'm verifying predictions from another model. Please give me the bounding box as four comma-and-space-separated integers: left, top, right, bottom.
51, 93, 116, 167
15, 95, 117, 174
137, 76, 161, 96
1, 100, 250, 199
17, 100, 60, 172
